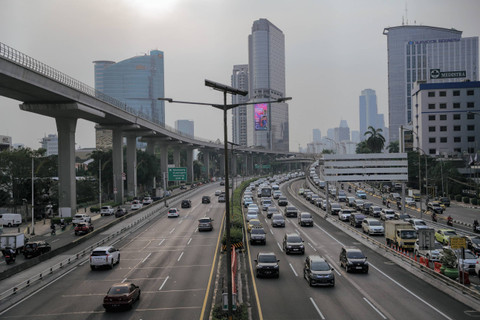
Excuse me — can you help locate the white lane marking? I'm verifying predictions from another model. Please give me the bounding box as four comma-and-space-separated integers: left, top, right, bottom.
289, 263, 298, 277
270, 229, 274, 235
141, 253, 152, 263
333, 268, 341, 276
178, 251, 184, 262
179, 219, 183, 224
187, 238, 192, 245
159, 276, 169, 291
363, 297, 387, 319
315, 224, 345, 246
121, 278, 127, 283
79, 259, 89, 266
309, 297, 326, 320
51, 239, 60, 243
299, 229, 318, 246
169, 227, 176, 234
277, 242, 283, 252
0, 267, 77, 316
158, 239, 165, 246
308, 242, 317, 252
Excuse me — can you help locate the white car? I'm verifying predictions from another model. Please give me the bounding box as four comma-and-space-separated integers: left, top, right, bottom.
215, 190, 222, 196
248, 204, 260, 214
380, 209, 395, 221
405, 197, 416, 206
142, 197, 153, 205
131, 200, 143, 210
414, 240, 443, 262
100, 206, 114, 216
246, 211, 258, 222
72, 213, 91, 225
339, 209, 353, 222
408, 218, 428, 231
167, 208, 180, 218
90, 246, 120, 270
362, 218, 385, 236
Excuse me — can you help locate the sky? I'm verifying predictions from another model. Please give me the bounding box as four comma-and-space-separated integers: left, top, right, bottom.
1, 0, 479, 151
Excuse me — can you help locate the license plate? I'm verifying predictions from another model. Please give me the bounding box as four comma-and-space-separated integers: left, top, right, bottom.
293, 249, 298, 251
356, 266, 362, 269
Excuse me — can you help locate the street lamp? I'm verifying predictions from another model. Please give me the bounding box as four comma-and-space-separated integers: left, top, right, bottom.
159, 80, 291, 315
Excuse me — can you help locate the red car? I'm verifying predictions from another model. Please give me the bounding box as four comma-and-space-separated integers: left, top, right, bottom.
74, 222, 94, 235
103, 282, 141, 311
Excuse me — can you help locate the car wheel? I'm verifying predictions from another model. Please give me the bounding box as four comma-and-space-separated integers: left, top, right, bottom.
7, 223, 12, 227
90, 265, 95, 271
309, 279, 313, 287
137, 290, 141, 301
345, 265, 350, 273
116, 255, 120, 264
110, 260, 114, 269
256, 272, 260, 278
275, 272, 279, 279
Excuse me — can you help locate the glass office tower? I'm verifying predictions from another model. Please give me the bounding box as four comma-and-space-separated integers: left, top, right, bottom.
231, 64, 249, 146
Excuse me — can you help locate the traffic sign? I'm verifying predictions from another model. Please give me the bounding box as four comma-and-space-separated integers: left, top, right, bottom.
168, 167, 187, 181
450, 236, 467, 249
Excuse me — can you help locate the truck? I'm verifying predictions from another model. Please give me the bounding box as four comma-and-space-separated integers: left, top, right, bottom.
0, 233, 25, 253
385, 220, 417, 250
408, 189, 421, 201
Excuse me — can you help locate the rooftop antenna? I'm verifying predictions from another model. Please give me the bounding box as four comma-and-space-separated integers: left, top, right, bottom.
405, 1, 408, 25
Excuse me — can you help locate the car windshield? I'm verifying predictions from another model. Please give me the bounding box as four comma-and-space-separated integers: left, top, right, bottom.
415, 221, 426, 226
199, 218, 211, 223
368, 220, 381, 226
268, 207, 279, 212
311, 261, 331, 271
471, 238, 480, 245
401, 230, 417, 239
301, 213, 312, 218
250, 220, 261, 226
91, 251, 108, 256
444, 231, 457, 236
287, 235, 302, 242
331, 204, 341, 209
287, 207, 297, 211
463, 251, 476, 259
273, 216, 284, 221
347, 251, 365, 259
251, 228, 265, 234
258, 254, 277, 263
107, 286, 129, 295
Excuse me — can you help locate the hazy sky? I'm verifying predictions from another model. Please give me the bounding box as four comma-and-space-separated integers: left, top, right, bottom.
1, 0, 479, 151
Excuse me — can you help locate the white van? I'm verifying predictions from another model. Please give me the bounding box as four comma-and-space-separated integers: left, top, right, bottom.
0, 213, 22, 227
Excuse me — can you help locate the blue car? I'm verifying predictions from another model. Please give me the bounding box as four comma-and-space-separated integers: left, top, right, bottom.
356, 190, 367, 199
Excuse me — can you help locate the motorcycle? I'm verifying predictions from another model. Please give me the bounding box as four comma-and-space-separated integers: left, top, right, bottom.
61, 222, 66, 231
397, 202, 402, 210
447, 217, 453, 227
2, 249, 16, 265
432, 213, 437, 222
348, 186, 352, 193
51, 225, 56, 236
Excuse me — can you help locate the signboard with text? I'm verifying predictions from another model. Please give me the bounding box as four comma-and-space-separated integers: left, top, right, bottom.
254, 103, 268, 131
430, 69, 466, 79
168, 167, 187, 181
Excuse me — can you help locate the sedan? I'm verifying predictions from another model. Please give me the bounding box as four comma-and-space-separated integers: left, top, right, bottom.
103, 282, 141, 311
167, 208, 180, 218
271, 214, 285, 228
298, 212, 313, 227
435, 229, 457, 245
247, 219, 262, 233
198, 217, 214, 231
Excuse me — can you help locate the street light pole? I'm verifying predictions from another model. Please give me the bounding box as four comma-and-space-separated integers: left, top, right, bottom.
31, 157, 35, 235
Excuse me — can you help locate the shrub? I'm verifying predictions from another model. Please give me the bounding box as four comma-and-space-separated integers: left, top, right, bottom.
472, 198, 478, 205
455, 195, 462, 202
463, 197, 470, 204
222, 227, 243, 245
212, 303, 248, 320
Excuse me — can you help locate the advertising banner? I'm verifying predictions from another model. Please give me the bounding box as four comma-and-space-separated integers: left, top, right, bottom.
254, 103, 268, 131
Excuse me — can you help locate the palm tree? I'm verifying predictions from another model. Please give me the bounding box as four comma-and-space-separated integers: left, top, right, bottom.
364, 126, 385, 153
387, 140, 399, 153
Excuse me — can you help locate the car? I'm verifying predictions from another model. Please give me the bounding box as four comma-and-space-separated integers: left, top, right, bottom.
319, 200, 327, 210
248, 204, 260, 214
100, 206, 114, 216
115, 207, 127, 218
74, 222, 94, 235
261, 198, 273, 211
218, 195, 226, 203
356, 190, 367, 199
339, 209, 353, 222
284, 206, 298, 218
255, 252, 280, 278
130, 200, 143, 210
435, 229, 457, 245
359, 202, 373, 214
202, 196, 211, 204
243, 197, 253, 208
346, 197, 356, 207
303, 255, 335, 287
310, 194, 321, 204
350, 213, 365, 228
298, 188, 305, 195
215, 190, 222, 196
467, 236, 480, 255
103, 282, 141, 311
198, 217, 214, 231
305, 192, 314, 201
273, 191, 282, 199
181, 199, 192, 208
427, 201, 444, 214
337, 190, 347, 202
405, 197, 416, 206
220, 180, 225, 186
394, 212, 411, 220
90, 246, 120, 270
278, 196, 289, 206
271, 213, 285, 227
353, 199, 364, 211
298, 212, 314, 227
441, 248, 477, 274
362, 218, 384, 236
414, 240, 443, 262
246, 211, 258, 222
339, 246, 368, 273
142, 196, 153, 205
283, 233, 305, 254
368, 206, 382, 218
23, 241, 51, 259
266, 206, 279, 219
380, 209, 395, 221
167, 208, 180, 218
249, 227, 266, 245
407, 218, 428, 231
328, 203, 342, 215
389, 192, 401, 201
439, 197, 450, 207
248, 218, 262, 233
72, 213, 91, 225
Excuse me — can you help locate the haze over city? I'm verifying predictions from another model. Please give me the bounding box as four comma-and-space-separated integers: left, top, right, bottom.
1, 0, 479, 151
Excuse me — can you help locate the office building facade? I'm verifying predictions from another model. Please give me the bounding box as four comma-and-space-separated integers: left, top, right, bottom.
231, 64, 249, 146
246, 19, 289, 151
312, 129, 321, 143
175, 120, 194, 137
40, 134, 58, 156
383, 25, 478, 142
359, 89, 380, 139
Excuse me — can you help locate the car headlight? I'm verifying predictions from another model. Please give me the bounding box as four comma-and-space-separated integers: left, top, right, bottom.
299, 245, 304, 249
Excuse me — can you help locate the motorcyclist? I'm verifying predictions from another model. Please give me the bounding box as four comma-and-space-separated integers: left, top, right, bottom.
348, 186, 352, 192
396, 200, 401, 210
386, 200, 391, 208
474, 220, 479, 232
447, 215, 453, 224
2, 246, 16, 263
432, 212, 437, 222
60, 218, 66, 230
50, 223, 56, 235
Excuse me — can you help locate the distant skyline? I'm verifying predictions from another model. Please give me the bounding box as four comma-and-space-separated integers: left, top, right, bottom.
1, 0, 479, 151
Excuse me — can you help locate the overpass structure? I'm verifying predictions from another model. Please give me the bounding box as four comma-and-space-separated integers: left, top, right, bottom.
0, 42, 311, 217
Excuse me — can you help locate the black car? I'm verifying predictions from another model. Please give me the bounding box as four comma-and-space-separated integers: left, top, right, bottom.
278, 196, 288, 206
271, 214, 285, 228
202, 196, 211, 204
181, 199, 192, 208
115, 207, 127, 218
267, 206, 279, 219
339, 246, 368, 273
198, 217, 214, 231
23, 241, 51, 259
298, 212, 314, 227
304, 255, 335, 287
283, 233, 305, 254
284, 206, 298, 218
249, 227, 266, 245
349, 213, 365, 228
255, 252, 280, 278
360, 202, 373, 214
439, 197, 450, 207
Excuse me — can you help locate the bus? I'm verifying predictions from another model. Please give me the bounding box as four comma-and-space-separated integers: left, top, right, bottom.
260, 186, 272, 198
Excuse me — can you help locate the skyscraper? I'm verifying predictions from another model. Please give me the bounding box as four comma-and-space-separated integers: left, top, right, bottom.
175, 120, 194, 137
383, 25, 478, 142
93, 50, 165, 125
231, 65, 249, 146
359, 89, 378, 139
246, 19, 289, 151
312, 129, 321, 143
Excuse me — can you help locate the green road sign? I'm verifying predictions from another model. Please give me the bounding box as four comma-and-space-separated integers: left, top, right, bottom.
255, 164, 271, 169
168, 167, 187, 181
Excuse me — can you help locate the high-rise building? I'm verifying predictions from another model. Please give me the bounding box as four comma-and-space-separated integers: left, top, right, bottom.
383, 25, 478, 142
93, 50, 165, 125
0, 135, 11, 151
359, 89, 379, 139
312, 129, 321, 143
335, 120, 350, 142
246, 19, 289, 151
231, 65, 249, 146
175, 120, 194, 137
40, 134, 58, 156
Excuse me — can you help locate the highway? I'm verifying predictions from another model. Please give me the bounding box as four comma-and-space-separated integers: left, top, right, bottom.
246, 179, 476, 320
0, 183, 224, 319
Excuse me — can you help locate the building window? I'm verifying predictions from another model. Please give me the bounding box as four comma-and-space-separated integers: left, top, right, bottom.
467, 102, 474, 108
467, 125, 475, 131
454, 137, 461, 143
428, 115, 436, 121
453, 114, 461, 120
453, 90, 460, 96
467, 90, 474, 96
439, 115, 447, 120
439, 91, 446, 97
467, 113, 475, 120
440, 137, 447, 143
453, 125, 461, 131
439, 103, 447, 109
468, 136, 475, 142
429, 149, 436, 155
454, 148, 461, 153
428, 92, 435, 97
428, 104, 435, 109
453, 103, 460, 109
429, 137, 436, 143
429, 126, 436, 132
468, 147, 475, 153
440, 126, 447, 132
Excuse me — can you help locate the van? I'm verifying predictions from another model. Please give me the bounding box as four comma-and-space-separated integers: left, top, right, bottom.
0, 213, 22, 227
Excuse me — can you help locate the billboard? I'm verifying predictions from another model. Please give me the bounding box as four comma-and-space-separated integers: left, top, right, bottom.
254, 103, 268, 131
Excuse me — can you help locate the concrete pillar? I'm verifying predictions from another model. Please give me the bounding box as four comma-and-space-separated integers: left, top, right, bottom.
159, 143, 168, 181
186, 147, 194, 183
146, 140, 156, 155
112, 128, 124, 204
244, 154, 249, 176
173, 148, 181, 167
56, 117, 77, 217
248, 155, 254, 175
219, 154, 225, 178
203, 149, 210, 181
231, 154, 237, 177
126, 136, 137, 198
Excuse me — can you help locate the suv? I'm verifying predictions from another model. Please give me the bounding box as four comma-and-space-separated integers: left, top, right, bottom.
100, 206, 114, 216
368, 206, 382, 218
255, 252, 280, 278
278, 196, 288, 206
362, 218, 384, 236
284, 206, 298, 218
267, 206, 279, 219
339, 246, 368, 273
72, 213, 91, 225
90, 246, 120, 270
201, 196, 211, 204
74, 222, 94, 235
198, 217, 214, 231
303, 255, 335, 287
115, 207, 127, 218
23, 241, 51, 259
283, 233, 305, 254
249, 227, 266, 245
349, 213, 365, 228
271, 214, 285, 228
328, 202, 342, 215
439, 197, 450, 207
181, 199, 192, 208
298, 212, 314, 227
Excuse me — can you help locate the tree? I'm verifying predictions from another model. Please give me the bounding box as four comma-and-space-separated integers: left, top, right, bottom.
364, 126, 385, 153
355, 140, 372, 154
387, 140, 399, 153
